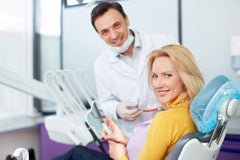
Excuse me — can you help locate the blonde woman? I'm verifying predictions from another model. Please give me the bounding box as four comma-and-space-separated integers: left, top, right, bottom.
104, 44, 204, 160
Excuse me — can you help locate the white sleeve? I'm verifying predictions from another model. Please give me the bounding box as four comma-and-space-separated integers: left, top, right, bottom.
94, 64, 119, 121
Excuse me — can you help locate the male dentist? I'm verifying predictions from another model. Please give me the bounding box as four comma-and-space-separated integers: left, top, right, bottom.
92, 1, 179, 138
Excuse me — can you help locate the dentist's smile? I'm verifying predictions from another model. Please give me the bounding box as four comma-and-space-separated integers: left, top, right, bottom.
112, 36, 124, 46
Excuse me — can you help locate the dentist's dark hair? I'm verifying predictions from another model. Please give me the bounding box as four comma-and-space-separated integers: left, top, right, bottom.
91, 1, 127, 32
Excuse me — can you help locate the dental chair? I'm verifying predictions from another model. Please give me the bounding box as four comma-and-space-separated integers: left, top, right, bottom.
166, 75, 240, 160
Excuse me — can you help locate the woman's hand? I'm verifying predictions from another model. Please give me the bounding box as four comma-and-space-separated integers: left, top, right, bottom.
108, 140, 127, 160
103, 117, 129, 146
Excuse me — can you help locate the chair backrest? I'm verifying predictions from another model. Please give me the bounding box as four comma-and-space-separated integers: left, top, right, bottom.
166, 75, 240, 160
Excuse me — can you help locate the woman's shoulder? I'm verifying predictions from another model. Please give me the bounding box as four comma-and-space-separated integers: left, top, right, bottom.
151, 110, 172, 124
153, 108, 190, 122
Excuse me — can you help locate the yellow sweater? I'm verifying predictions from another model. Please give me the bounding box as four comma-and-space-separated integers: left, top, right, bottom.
120, 96, 198, 160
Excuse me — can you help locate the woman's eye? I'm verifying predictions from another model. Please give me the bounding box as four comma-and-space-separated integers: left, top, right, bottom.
165, 74, 172, 78
152, 74, 158, 79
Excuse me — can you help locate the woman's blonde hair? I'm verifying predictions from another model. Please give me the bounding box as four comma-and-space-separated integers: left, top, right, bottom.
148, 44, 204, 106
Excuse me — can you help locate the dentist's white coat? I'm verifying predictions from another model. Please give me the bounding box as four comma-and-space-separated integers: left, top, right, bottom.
94, 28, 179, 137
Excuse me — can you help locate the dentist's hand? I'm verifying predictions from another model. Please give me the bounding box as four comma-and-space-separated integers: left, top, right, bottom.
116, 101, 143, 121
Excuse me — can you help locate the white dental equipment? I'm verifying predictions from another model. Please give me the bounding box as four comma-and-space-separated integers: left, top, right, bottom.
75, 68, 98, 101
0, 67, 108, 150
7, 147, 29, 160
44, 69, 108, 151
0, 67, 54, 103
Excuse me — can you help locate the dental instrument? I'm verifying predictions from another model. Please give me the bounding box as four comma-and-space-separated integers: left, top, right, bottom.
142, 107, 158, 112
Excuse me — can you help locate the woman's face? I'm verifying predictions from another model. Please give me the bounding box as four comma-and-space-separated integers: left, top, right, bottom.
152, 56, 185, 105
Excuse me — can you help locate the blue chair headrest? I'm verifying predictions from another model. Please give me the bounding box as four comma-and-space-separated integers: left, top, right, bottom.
190, 75, 240, 134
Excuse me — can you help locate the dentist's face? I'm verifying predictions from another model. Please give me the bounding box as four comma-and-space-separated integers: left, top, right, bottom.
94, 8, 129, 47
152, 56, 185, 105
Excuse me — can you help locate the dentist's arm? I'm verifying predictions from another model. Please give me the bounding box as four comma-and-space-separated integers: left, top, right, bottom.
94, 68, 142, 121
94, 69, 120, 121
